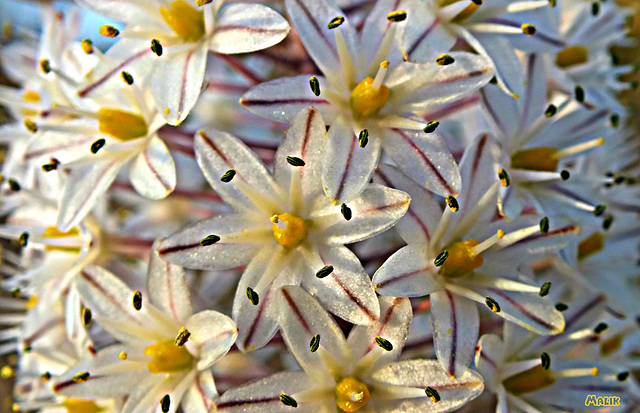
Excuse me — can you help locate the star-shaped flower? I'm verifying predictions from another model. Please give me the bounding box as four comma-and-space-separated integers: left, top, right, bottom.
158, 107, 411, 350
52, 240, 238, 413
76, 0, 290, 125
241, 0, 494, 203
217, 285, 485, 412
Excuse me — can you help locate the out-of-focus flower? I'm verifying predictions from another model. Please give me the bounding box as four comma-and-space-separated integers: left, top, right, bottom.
217, 285, 485, 412
75, 0, 290, 125
158, 107, 410, 350
52, 241, 238, 413
241, 0, 495, 202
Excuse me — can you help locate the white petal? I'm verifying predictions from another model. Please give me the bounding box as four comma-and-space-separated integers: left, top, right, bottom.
386, 52, 493, 112
430, 289, 479, 378
75, 0, 152, 23
402, 0, 457, 61
302, 245, 380, 325
147, 239, 193, 324
473, 334, 504, 392
273, 107, 327, 206
322, 118, 381, 204
216, 371, 314, 412
277, 285, 351, 376
380, 128, 461, 197
157, 213, 265, 270
374, 163, 442, 245
57, 155, 130, 231
182, 372, 217, 413
195, 129, 285, 214
210, 3, 290, 54
373, 244, 443, 298
129, 135, 176, 200
348, 296, 412, 369
150, 46, 208, 126
185, 310, 237, 371
371, 360, 484, 412
316, 183, 410, 245
479, 84, 522, 142
519, 54, 548, 132
240, 75, 335, 123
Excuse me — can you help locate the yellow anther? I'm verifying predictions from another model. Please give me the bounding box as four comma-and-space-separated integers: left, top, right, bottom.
335, 376, 370, 412
590, 367, 599, 376
271, 213, 308, 249
98, 108, 149, 141
99, 25, 119, 38
1, 366, 14, 379
503, 364, 555, 395
160, 0, 205, 42
577, 232, 604, 260
118, 351, 128, 360
25, 295, 39, 311
62, 399, 104, 413
510, 147, 559, 172
144, 339, 194, 374
380, 60, 390, 69
600, 334, 622, 356
23, 90, 41, 103
497, 230, 506, 239
439, 239, 484, 278
350, 77, 390, 119
555, 45, 588, 68
81, 39, 94, 54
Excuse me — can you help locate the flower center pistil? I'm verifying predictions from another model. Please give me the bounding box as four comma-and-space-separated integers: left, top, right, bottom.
144, 339, 194, 374
577, 232, 604, 260
439, 239, 484, 278
555, 45, 589, 68
350, 61, 391, 119
502, 364, 555, 395
98, 108, 149, 141
160, 0, 205, 42
510, 138, 604, 172
62, 399, 104, 413
271, 213, 308, 249
335, 376, 371, 412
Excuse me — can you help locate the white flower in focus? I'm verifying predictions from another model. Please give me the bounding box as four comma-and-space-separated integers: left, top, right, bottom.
241, 0, 495, 203
158, 107, 411, 351
52, 241, 237, 413
75, 0, 290, 125
217, 286, 485, 412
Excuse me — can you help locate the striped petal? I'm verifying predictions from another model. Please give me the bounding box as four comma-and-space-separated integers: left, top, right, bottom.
373, 244, 443, 298
381, 128, 461, 197
195, 129, 285, 214
518, 53, 547, 131
75, 0, 153, 23
430, 289, 479, 378
147, 239, 193, 324
182, 371, 217, 413
157, 213, 265, 270
479, 84, 522, 142
240, 75, 335, 123
277, 285, 351, 376
322, 118, 382, 204
371, 360, 484, 412
185, 310, 237, 371
374, 163, 442, 245
302, 245, 380, 325
210, 3, 290, 54
348, 296, 412, 370
402, 0, 457, 62
273, 107, 327, 206
150, 45, 208, 126
473, 334, 504, 392
129, 134, 176, 200
316, 183, 410, 245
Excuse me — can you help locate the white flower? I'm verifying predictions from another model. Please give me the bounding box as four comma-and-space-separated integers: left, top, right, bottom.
241, 0, 495, 203
75, 0, 290, 125
158, 107, 411, 350
217, 286, 485, 412
372, 134, 572, 377
52, 241, 238, 413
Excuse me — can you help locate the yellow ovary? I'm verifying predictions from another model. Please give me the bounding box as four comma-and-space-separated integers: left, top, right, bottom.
271, 213, 308, 249
510, 147, 560, 172
144, 339, 194, 374
439, 239, 484, 278
62, 399, 104, 413
555, 45, 589, 68
502, 364, 556, 395
350, 77, 390, 119
577, 232, 604, 260
98, 108, 149, 141
335, 376, 371, 412
160, 0, 205, 42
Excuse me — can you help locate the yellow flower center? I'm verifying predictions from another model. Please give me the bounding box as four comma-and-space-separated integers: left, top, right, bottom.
271, 213, 308, 249
577, 232, 604, 261
350, 78, 390, 119
450, 1, 481, 23
97, 108, 149, 141
439, 239, 484, 278
502, 364, 556, 395
160, 0, 205, 42
555, 45, 589, 68
144, 339, 194, 374
25, 294, 39, 310
600, 334, 622, 356
62, 399, 104, 413
510, 147, 560, 172
335, 376, 370, 412
21, 90, 41, 117
42, 226, 82, 254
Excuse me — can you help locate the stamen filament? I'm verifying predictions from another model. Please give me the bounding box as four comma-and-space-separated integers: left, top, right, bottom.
372, 61, 390, 90
553, 367, 599, 378
554, 137, 604, 159
472, 230, 505, 255
496, 224, 540, 248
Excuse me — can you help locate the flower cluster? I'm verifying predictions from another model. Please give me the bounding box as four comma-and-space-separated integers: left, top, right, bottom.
0, 0, 639, 412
